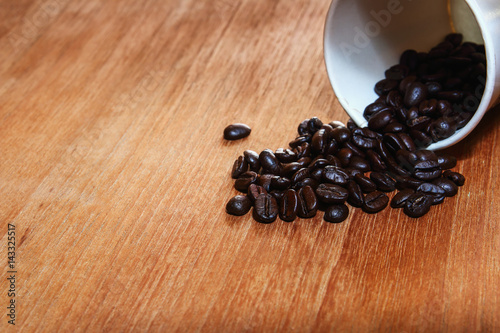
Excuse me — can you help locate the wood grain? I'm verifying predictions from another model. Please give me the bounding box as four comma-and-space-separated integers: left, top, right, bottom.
0, 0, 499, 331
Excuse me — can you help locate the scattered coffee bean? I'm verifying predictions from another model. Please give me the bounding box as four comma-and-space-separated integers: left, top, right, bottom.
404, 192, 432, 218
390, 189, 415, 208
324, 204, 349, 223
363, 191, 389, 214
226, 195, 252, 216
224, 123, 251, 140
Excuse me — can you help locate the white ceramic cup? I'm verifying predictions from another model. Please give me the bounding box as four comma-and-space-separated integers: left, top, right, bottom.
324, 0, 500, 150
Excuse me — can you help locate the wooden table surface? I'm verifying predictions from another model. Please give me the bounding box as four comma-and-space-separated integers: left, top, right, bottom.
1, 0, 499, 331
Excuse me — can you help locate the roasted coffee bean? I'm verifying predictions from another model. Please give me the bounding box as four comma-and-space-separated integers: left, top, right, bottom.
409, 130, 433, 148
259, 149, 282, 175
354, 174, 377, 193
294, 177, 320, 190
363, 191, 389, 213
295, 143, 312, 159
404, 192, 432, 218
248, 184, 268, 202
234, 171, 258, 192
404, 82, 428, 107
385, 64, 409, 81
310, 168, 324, 182
291, 168, 310, 184
426, 81, 443, 96
443, 170, 465, 186
352, 128, 378, 150
366, 149, 387, 172
395, 150, 418, 172
331, 127, 351, 143
406, 107, 420, 121
407, 116, 432, 131
253, 193, 278, 223
244, 150, 261, 172
390, 189, 415, 208
419, 99, 439, 117
275, 148, 297, 163
296, 186, 318, 218
315, 184, 349, 204
364, 102, 388, 119
347, 119, 359, 131
271, 176, 291, 191
370, 172, 396, 192
417, 183, 446, 205
399, 75, 417, 94
312, 129, 328, 153
400, 49, 419, 71
226, 195, 252, 216
429, 117, 457, 141
349, 156, 371, 172
325, 139, 340, 155
337, 148, 353, 167
297, 119, 310, 135
258, 174, 274, 192
323, 166, 350, 186
397, 133, 416, 151
437, 153, 457, 169
375, 79, 399, 96
433, 178, 459, 197
282, 162, 301, 177
368, 110, 393, 131
289, 136, 311, 149
224, 123, 251, 140
413, 160, 442, 181
296, 157, 312, 168
326, 155, 342, 167
383, 122, 405, 133
324, 204, 350, 223
383, 133, 406, 153
344, 180, 363, 207
329, 120, 346, 128
394, 175, 425, 191
270, 190, 285, 203
308, 117, 323, 133
345, 167, 363, 178
232, 156, 248, 179
279, 189, 298, 222
343, 141, 367, 158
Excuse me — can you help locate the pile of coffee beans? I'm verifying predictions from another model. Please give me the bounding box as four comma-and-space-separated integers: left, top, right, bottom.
365, 33, 486, 146
226, 116, 465, 223
225, 34, 475, 224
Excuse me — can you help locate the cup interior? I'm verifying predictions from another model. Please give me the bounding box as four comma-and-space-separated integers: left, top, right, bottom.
324, 0, 493, 150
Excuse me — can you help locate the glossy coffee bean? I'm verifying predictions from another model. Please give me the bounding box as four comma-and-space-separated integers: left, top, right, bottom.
375, 79, 399, 96
324, 204, 349, 223
253, 193, 278, 223
362, 191, 389, 213
244, 150, 261, 172
352, 128, 378, 150
370, 172, 396, 192
224, 123, 251, 140
349, 156, 371, 172
315, 183, 349, 204
413, 160, 442, 181
437, 154, 457, 169
404, 192, 432, 218
279, 189, 298, 222
366, 150, 387, 172
429, 118, 457, 141
312, 129, 328, 153
258, 174, 274, 192
234, 171, 258, 192
364, 102, 387, 119
271, 176, 291, 191
226, 195, 252, 216
443, 170, 465, 186
297, 186, 318, 218
346, 181, 364, 207
394, 175, 425, 191
390, 189, 415, 208
248, 184, 268, 203
331, 127, 351, 143
354, 174, 377, 193
404, 82, 428, 107
432, 178, 458, 197
417, 183, 446, 205
368, 110, 393, 131
275, 148, 297, 163
232, 156, 248, 179
282, 162, 301, 177
323, 166, 350, 186
397, 133, 416, 151
259, 149, 282, 175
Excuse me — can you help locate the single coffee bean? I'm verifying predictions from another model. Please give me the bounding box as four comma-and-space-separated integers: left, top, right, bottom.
366, 149, 387, 172
248, 184, 268, 202
296, 157, 312, 168
291, 168, 310, 184
407, 116, 432, 131
370, 172, 396, 192
224, 123, 251, 140
232, 155, 248, 179
375, 79, 399, 96
347, 119, 359, 131
394, 175, 425, 191
309, 158, 330, 171
354, 174, 377, 193
289, 135, 311, 149
390, 189, 415, 208
368, 110, 393, 131
307, 117, 323, 133
445, 33, 463, 47
329, 120, 346, 128
259, 149, 282, 175
297, 119, 310, 135
364, 102, 388, 119
349, 156, 371, 172
275, 148, 297, 163
404, 82, 428, 107
436, 153, 457, 169
244, 150, 261, 172
312, 129, 328, 153
404, 192, 433, 218
432, 178, 458, 197
346, 181, 364, 207
417, 183, 446, 205
282, 162, 301, 177
363, 191, 389, 213
297, 186, 318, 218
331, 127, 351, 143
383, 122, 405, 133
429, 118, 457, 142
326, 154, 342, 167
325, 139, 340, 156
258, 174, 274, 192
226, 195, 252, 216
253, 193, 278, 223
443, 170, 466, 186
295, 143, 312, 159
324, 204, 350, 223
343, 141, 367, 158
397, 132, 417, 152
399, 75, 417, 94
294, 177, 320, 190
234, 171, 258, 192
352, 128, 378, 150
315, 183, 349, 204
345, 167, 363, 178
413, 160, 442, 181
386, 90, 404, 108
310, 168, 324, 182
271, 176, 291, 191
409, 130, 433, 148
279, 189, 298, 222
383, 133, 406, 153
323, 166, 350, 186
419, 99, 439, 117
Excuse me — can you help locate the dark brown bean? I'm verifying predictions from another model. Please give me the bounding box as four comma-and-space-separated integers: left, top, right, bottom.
224, 123, 251, 140
248, 184, 268, 203
232, 156, 248, 179
324, 204, 350, 223
404, 192, 432, 218
391, 189, 415, 208
279, 189, 298, 222
253, 193, 278, 223
315, 184, 349, 204
244, 150, 261, 172
226, 195, 252, 216
234, 171, 258, 192
362, 191, 389, 213
443, 170, 466, 186
297, 186, 318, 218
